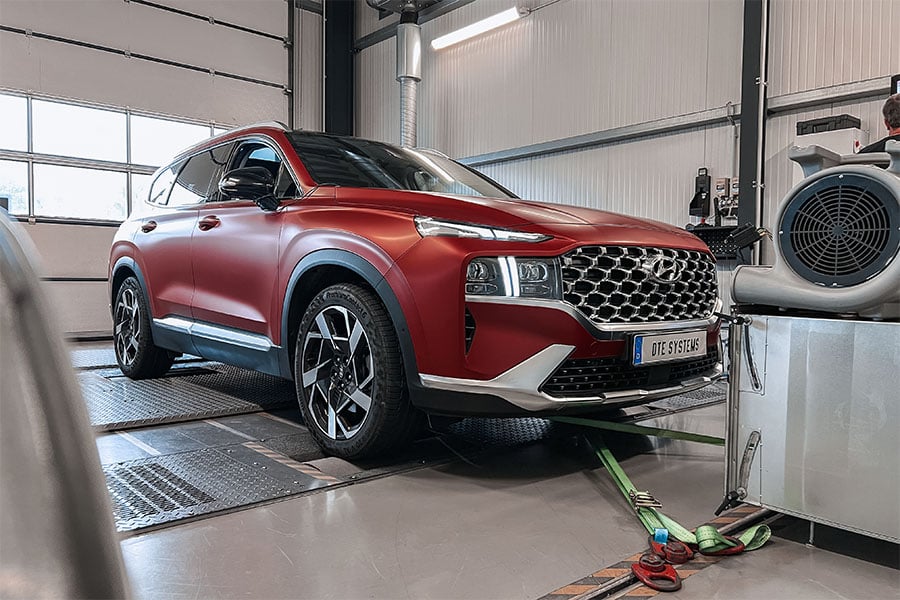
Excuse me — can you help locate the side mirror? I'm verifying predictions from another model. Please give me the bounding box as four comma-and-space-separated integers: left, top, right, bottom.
218, 167, 280, 211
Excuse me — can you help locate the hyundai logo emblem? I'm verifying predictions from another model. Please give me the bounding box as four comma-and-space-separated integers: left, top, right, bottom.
644, 256, 683, 284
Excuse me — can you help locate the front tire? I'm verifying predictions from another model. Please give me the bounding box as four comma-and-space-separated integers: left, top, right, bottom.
294, 283, 420, 459
113, 276, 174, 379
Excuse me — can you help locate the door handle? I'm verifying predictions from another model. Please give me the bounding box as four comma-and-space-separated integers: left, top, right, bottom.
198, 215, 220, 231
141, 220, 157, 233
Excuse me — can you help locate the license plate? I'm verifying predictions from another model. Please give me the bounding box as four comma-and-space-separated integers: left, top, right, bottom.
633, 331, 706, 366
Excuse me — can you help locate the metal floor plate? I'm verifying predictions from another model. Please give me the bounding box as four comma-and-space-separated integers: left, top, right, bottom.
647, 381, 726, 412
103, 416, 558, 532
104, 446, 329, 531
71, 347, 204, 370
81, 365, 296, 431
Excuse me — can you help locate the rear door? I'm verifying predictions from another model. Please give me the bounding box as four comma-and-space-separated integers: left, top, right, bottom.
190, 139, 299, 341
136, 160, 199, 321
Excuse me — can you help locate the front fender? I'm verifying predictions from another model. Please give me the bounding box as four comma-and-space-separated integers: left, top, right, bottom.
278, 248, 423, 388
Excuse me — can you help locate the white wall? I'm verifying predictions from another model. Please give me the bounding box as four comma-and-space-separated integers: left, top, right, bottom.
0, 0, 324, 335
767, 0, 899, 97
357, 0, 743, 157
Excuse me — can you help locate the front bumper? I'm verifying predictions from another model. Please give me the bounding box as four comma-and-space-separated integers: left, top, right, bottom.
419, 340, 724, 413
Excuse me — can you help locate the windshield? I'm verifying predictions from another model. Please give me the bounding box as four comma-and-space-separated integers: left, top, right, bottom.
287, 133, 516, 199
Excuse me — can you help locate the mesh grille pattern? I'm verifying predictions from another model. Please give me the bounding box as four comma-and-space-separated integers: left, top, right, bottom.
560, 246, 718, 324
540, 349, 719, 398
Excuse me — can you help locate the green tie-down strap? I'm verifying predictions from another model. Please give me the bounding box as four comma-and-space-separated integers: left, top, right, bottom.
587, 433, 770, 553
650, 509, 771, 553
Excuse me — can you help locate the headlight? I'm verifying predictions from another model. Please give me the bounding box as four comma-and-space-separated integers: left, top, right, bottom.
415, 216, 551, 243
465, 257, 562, 300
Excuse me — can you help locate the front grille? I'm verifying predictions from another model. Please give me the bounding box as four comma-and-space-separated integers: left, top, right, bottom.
560, 246, 718, 324
540, 349, 719, 398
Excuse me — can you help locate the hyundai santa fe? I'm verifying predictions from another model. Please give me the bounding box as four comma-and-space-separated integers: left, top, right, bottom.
110, 122, 723, 458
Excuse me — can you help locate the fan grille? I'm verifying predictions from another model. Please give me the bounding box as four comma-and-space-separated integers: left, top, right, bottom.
780, 173, 899, 287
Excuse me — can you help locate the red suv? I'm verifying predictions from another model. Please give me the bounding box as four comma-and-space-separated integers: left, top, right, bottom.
110, 122, 722, 458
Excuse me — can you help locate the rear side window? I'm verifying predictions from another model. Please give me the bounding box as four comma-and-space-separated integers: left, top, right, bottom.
147, 162, 181, 206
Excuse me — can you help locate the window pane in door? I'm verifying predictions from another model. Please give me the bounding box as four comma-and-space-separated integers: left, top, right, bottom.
0, 94, 28, 151
32, 100, 127, 162
33, 164, 127, 220
131, 115, 211, 167
0, 159, 29, 215
168, 150, 221, 207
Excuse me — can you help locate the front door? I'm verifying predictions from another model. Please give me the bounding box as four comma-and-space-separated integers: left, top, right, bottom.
190, 140, 298, 344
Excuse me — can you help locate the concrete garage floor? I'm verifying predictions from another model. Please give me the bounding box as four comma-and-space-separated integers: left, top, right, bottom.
115, 405, 899, 599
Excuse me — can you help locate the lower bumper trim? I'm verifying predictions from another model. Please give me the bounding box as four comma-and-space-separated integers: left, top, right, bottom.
420, 344, 724, 412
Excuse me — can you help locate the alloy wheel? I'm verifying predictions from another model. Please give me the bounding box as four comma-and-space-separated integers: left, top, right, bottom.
114, 287, 141, 367
300, 305, 374, 440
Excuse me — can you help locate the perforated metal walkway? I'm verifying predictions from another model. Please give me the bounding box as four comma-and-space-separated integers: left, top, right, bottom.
101, 417, 557, 532
74, 350, 296, 431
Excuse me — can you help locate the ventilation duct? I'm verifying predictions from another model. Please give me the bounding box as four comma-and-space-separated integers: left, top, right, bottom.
732, 141, 900, 319
396, 6, 421, 148
366, 1, 424, 147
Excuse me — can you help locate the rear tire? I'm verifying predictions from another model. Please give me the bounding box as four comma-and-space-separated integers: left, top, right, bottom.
113, 276, 174, 379
294, 283, 420, 459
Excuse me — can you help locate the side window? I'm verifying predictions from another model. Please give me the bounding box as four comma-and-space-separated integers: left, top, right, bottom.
230, 142, 298, 199
167, 149, 222, 207
147, 162, 181, 206
205, 143, 235, 202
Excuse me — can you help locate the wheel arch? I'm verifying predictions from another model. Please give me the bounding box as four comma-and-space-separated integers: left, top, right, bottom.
280, 250, 419, 388
109, 257, 150, 313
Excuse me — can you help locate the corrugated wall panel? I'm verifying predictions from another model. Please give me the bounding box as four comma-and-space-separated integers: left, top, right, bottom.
418, 0, 529, 156
358, 0, 743, 158
297, 10, 324, 131
768, 0, 900, 96
476, 125, 736, 224
355, 37, 400, 144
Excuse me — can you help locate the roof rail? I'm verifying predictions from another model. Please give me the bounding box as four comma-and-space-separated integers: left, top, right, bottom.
173, 121, 290, 161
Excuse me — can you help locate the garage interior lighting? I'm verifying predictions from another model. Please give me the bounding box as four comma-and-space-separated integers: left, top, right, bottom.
431, 7, 522, 50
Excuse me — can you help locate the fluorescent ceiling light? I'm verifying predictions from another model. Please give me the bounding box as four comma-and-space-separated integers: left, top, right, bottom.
431, 7, 521, 50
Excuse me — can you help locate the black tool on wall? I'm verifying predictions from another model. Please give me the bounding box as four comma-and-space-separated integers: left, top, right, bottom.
689, 167, 711, 219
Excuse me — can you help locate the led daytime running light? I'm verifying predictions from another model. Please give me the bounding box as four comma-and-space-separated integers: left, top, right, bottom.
415, 216, 551, 243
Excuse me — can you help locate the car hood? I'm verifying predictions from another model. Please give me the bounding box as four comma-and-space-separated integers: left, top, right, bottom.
333, 188, 704, 247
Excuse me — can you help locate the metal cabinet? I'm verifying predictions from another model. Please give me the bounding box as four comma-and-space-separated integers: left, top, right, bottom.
726, 314, 899, 543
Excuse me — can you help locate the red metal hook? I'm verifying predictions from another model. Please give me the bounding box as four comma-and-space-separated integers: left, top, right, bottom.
648, 536, 694, 564
631, 553, 682, 592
